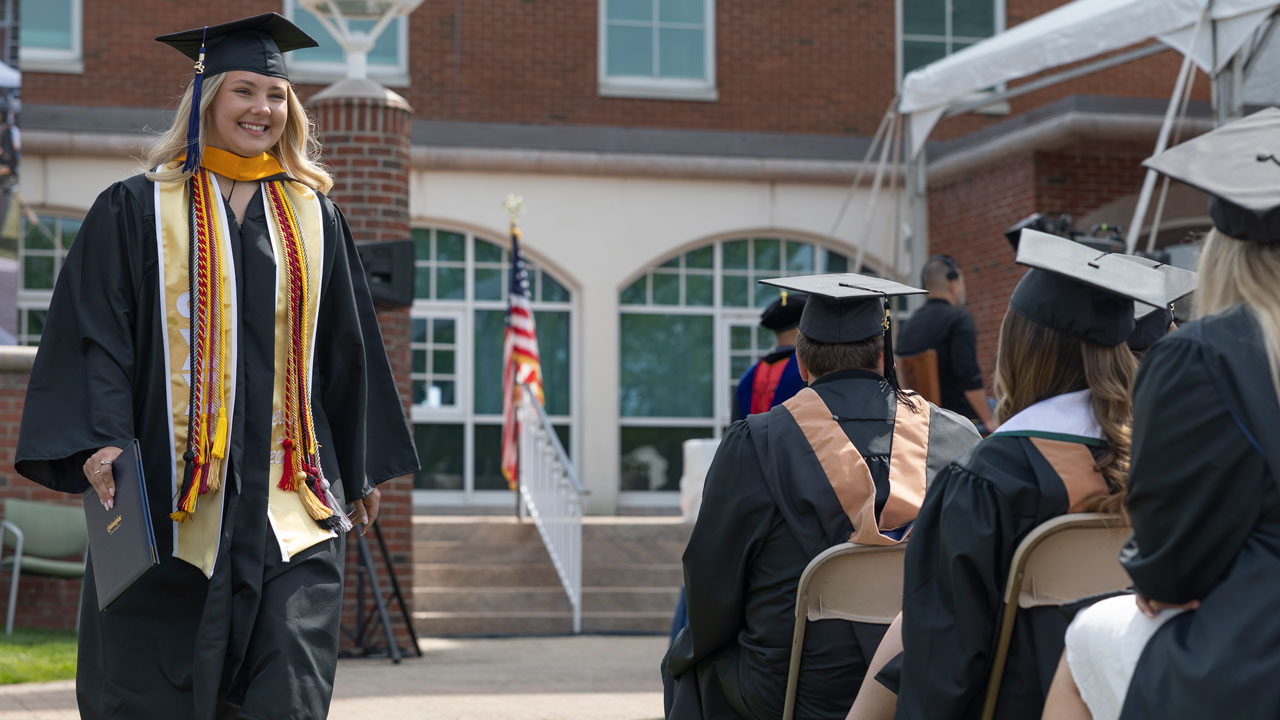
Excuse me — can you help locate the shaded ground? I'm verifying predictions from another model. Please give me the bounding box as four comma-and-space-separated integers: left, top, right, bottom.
0, 635, 667, 720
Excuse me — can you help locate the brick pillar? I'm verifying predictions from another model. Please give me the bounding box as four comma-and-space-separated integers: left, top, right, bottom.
310, 80, 416, 655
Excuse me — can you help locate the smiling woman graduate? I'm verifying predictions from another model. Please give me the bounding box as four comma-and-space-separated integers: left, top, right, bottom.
13, 13, 418, 720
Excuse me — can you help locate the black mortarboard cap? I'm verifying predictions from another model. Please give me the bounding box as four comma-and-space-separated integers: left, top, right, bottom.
1143, 107, 1280, 244
156, 13, 318, 80
759, 292, 807, 332
156, 13, 318, 172
1010, 230, 1167, 347
1113, 255, 1198, 352
759, 274, 925, 344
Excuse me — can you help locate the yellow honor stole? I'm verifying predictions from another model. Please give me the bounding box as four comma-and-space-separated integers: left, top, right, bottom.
155, 154, 347, 577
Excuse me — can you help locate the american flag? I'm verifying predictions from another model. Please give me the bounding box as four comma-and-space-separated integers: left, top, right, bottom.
500, 225, 544, 489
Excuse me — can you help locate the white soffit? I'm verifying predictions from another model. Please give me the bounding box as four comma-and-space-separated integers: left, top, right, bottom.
900, 0, 1280, 156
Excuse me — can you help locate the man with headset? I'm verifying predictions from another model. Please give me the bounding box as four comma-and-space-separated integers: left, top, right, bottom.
895, 255, 995, 432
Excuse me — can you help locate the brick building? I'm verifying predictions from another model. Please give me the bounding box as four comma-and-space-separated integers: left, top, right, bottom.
14, 0, 1221, 529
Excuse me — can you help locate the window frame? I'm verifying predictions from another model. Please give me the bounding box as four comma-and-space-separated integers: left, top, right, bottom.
895, 0, 1008, 114
409, 225, 578, 508
597, 0, 718, 102
17, 210, 80, 345
19, 0, 83, 74
282, 0, 411, 87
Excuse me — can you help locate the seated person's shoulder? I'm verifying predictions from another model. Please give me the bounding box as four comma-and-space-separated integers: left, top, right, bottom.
923, 401, 981, 439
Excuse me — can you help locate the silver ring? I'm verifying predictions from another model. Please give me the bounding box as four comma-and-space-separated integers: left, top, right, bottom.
93, 469, 102, 475
98, 460, 111, 466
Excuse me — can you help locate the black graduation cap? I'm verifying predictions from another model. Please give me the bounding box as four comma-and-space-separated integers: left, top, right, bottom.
156, 13, 318, 172
1143, 107, 1280, 244
759, 292, 807, 332
1113, 255, 1198, 353
1010, 230, 1168, 347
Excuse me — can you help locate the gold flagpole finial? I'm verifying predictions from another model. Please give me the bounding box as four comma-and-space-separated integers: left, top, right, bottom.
503, 194, 525, 227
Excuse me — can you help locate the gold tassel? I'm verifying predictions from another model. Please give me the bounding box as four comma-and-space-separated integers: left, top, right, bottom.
298, 483, 334, 522
211, 409, 228, 459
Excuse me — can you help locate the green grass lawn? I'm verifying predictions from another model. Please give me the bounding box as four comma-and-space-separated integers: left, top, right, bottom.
0, 629, 77, 684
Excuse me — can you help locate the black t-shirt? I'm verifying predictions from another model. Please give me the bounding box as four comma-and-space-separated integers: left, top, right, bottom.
895, 299, 984, 418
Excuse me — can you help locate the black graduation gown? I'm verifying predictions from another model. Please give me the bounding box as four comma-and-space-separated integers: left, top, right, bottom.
1118, 306, 1280, 718
14, 173, 418, 720
891, 432, 1111, 720
662, 370, 980, 720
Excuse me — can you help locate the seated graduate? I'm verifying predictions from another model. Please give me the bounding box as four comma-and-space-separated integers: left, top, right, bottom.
661, 273, 981, 720
734, 291, 808, 421
870, 232, 1174, 720
1044, 108, 1280, 720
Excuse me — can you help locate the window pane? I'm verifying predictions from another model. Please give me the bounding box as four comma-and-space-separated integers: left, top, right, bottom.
538, 310, 571, 416
291, 10, 400, 68
474, 424, 509, 490
903, 39, 948, 75
753, 274, 779, 308
652, 271, 680, 305
412, 380, 427, 405
413, 349, 427, 374
26, 310, 47, 338
659, 255, 680, 269
722, 239, 748, 269
731, 355, 753, 378
730, 325, 752, 350
659, 0, 703, 24
824, 249, 849, 273
433, 318, 456, 344
608, 0, 653, 22
437, 267, 465, 300
541, 272, 571, 303
476, 238, 504, 263
413, 424, 464, 490
59, 217, 81, 248
414, 266, 431, 299
953, 0, 996, 38
413, 228, 431, 261
607, 25, 655, 77
433, 380, 456, 407
902, 0, 946, 36
753, 238, 781, 271
620, 426, 713, 492
620, 313, 713, 417
722, 274, 749, 307
473, 309, 506, 415
685, 274, 713, 306
433, 349, 455, 375
474, 267, 504, 301
412, 318, 428, 343
785, 241, 814, 273
23, 219, 53, 250
554, 424, 571, 457
20, 0, 73, 51
658, 27, 705, 80
620, 276, 648, 305
22, 256, 54, 290
438, 231, 466, 261
686, 246, 713, 269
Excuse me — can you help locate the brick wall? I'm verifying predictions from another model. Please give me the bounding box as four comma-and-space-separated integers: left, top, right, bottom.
27, 0, 1209, 139
928, 140, 1153, 388
312, 93, 417, 654
0, 355, 85, 630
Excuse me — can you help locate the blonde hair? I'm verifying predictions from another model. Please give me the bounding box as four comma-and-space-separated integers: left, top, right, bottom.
145, 72, 333, 193
1195, 228, 1280, 408
993, 309, 1137, 517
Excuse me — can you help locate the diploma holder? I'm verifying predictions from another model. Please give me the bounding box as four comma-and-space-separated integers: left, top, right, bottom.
83, 440, 158, 609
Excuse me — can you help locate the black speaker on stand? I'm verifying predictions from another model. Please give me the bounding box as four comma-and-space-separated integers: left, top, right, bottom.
343, 520, 423, 663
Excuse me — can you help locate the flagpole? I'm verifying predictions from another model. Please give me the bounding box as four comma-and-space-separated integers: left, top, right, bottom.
504, 194, 525, 522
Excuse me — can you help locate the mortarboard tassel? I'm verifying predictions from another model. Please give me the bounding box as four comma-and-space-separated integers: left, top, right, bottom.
881, 300, 919, 411
181, 27, 209, 173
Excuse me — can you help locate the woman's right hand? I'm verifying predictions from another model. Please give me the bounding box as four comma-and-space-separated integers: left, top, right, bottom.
1135, 592, 1199, 619
82, 446, 125, 510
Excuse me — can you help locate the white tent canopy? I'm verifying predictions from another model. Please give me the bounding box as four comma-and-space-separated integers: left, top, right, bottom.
899, 0, 1280, 157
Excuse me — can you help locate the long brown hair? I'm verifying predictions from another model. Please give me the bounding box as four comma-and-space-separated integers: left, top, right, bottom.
993, 308, 1137, 515
145, 72, 333, 193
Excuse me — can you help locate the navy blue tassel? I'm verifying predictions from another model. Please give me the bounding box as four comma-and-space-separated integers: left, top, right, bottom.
180, 27, 209, 173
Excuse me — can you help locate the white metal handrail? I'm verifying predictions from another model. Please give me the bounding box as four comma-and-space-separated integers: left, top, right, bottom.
517, 383, 588, 634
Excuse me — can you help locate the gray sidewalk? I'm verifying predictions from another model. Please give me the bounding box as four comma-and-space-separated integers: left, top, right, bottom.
0, 635, 667, 720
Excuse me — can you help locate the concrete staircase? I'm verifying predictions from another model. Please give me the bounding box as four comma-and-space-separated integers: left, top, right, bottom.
413, 515, 690, 636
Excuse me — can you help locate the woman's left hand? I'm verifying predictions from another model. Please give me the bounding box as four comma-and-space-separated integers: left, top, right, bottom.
351, 486, 381, 535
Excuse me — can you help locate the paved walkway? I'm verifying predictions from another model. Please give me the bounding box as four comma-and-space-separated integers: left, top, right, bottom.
0, 635, 667, 720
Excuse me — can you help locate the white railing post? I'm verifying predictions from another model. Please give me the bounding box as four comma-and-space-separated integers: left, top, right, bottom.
515, 383, 588, 634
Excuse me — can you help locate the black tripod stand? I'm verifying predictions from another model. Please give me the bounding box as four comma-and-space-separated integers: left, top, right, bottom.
344, 520, 423, 663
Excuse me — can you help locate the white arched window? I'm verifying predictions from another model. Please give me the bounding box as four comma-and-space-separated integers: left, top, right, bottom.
617, 235, 869, 500
410, 226, 575, 506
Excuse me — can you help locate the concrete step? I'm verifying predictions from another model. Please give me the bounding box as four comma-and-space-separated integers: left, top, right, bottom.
584, 563, 684, 588
414, 586, 681, 614
416, 538, 689, 566
413, 562, 563, 588
414, 610, 672, 636
413, 516, 691, 545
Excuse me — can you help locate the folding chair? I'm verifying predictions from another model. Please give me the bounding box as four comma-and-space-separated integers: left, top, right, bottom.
782, 542, 907, 720
895, 350, 941, 406
1, 498, 88, 635
979, 513, 1132, 720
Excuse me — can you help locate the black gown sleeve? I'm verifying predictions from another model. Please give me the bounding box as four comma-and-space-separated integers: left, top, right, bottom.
1121, 334, 1267, 604
16, 182, 140, 493
313, 201, 418, 503
894, 463, 1017, 720
664, 421, 774, 677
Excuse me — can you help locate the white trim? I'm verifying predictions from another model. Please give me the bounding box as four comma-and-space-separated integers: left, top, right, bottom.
19, 0, 82, 74
993, 389, 1104, 440
597, 0, 717, 101
617, 491, 681, 507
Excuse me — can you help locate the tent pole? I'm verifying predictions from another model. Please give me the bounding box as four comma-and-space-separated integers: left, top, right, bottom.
1125, 9, 1208, 254
855, 112, 898, 274
905, 126, 929, 312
